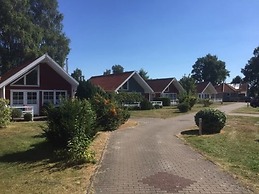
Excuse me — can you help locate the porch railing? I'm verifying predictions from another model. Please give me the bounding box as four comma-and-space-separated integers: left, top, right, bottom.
11, 106, 34, 121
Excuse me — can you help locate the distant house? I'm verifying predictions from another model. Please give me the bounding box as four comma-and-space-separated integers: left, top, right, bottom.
0, 54, 79, 115
229, 83, 249, 97
146, 78, 185, 104
89, 71, 154, 100
196, 82, 217, 101
215, 83, 239, 102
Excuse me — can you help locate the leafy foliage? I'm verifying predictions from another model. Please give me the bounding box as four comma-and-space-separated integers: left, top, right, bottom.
178, 92, 196, 111
71, 68, 83, 82
242, 46, 259, 97
231, 75, 243, 84
138, 68, 149, 80
191, 54, 230, 85
114, 92, 143, 105
0, 0, 70, 75
103, 69, 111, 75
24, 113, 33, 121
140, 98, 154, 110
11, 108, 23, 119
76, 80, 107, 100
112, 64, 124, 74
91, 94, 130, 131
199, 99, 213, 107
44, 99, 96, 155
194, 109, 226, 134
179, 75, 196, 95
0, 98, 11, 127
153, 97, 170, 106
177, 102, 189, 112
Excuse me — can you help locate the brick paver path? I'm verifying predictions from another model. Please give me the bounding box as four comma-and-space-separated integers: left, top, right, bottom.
91, 103, 252, 194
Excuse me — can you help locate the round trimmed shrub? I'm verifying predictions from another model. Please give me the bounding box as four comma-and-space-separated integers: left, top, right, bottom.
24, 113, 33, 121
194, 108, 226, 134
11, 108, 22, 119
177, 102, 189, 112
140, 99, 153, 110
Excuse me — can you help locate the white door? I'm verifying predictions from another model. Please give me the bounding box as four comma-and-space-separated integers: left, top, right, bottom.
26, 91, 39, 115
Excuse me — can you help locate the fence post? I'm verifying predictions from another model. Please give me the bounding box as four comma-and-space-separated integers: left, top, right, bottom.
199, 118, 202, 135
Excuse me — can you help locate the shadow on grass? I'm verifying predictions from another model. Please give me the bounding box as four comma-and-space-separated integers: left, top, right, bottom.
0, 140, 86, 171
181, 129, 200, 136
0, 141, 54, 164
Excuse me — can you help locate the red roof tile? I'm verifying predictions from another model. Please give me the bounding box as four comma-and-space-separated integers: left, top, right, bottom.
215, 83, 237, 93
146, 78, 174, 92
89, 71, 135, 92
196, 82, 210, 93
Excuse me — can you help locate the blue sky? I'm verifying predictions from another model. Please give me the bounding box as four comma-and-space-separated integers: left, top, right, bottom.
58, 0, 259, 82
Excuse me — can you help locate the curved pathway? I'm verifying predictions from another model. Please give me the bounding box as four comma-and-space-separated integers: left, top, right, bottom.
91, 103, 253, 194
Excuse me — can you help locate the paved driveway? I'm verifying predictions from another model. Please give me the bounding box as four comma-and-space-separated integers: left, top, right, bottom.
90, 103, 253, 194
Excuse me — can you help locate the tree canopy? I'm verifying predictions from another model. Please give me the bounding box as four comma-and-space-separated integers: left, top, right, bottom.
231, 75, 243, 84
0, 0, 70, 75
71, 68, 83, 82
242, 46, 259, 96
112, 64, 124, 74
138, 68, 149, 80
103, 69, 111, 75
179, 75, 196, 95
191, 54, 230, 85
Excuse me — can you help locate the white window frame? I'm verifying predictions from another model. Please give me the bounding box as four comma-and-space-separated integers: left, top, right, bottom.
42, 90, 67, 105
11, 66, 40, 87
11, 90, 39, 106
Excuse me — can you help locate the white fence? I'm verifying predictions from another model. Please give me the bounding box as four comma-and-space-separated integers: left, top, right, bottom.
11, 106, 34, 121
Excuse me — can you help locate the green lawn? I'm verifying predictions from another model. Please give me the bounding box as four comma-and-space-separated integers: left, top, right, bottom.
181, 116, 259, 192
232, 105, 259, 114
130, 102, 226, 118
0, 122, 90, 194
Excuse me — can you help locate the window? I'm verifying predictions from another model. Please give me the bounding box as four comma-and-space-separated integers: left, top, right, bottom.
26, 69, 38, 85
121, 82, 129, 90
13, 92, 24, 105
12, 67, 39, 86
43, 92, 54, 104
55, 91, 66, 104
27, 92, 37, 104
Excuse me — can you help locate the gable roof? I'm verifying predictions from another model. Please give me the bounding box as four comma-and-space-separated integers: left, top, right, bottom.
196, 82, 217, 94
89, 71, 153, 93
0, 54, 79, 88
215, 83, 237, 93
146, 78, 185, 93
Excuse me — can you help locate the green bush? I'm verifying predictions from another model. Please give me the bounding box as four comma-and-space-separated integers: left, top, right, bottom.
140, 98, 153, 110
178, 92, 196, 110
91, 94, 130, 131
201, 99, 213, 107
24, 113, 33, 121
154, 104, 161, 109
194, 108, 226, 134
153, 97, 170, 106
177, 102, 189, 112
0, 98, 11, 128
44, 99, 96, 150
114, 92, 143, 106
11, 108, 22, 119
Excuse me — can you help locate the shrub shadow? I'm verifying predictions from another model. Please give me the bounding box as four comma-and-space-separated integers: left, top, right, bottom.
0, 141, 54, 164
181, 129, 200, 136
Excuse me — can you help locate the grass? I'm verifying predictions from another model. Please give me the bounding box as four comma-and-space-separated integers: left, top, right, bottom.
181, 116, 259, 192
232, 105, 259, 114
130, 102, 226, 118
0, 121, 110, 194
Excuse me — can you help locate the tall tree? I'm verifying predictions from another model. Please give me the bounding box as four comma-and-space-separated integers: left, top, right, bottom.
103, 69, 111, 75
179, 75, 196, 95
138, 68, 149, 80
191, 54, 230, 85
112, 64, 124, 74
242, 46, 259, 96
0, 0, 70, 75
71, 68, 83, 82
231, 75, 242, 84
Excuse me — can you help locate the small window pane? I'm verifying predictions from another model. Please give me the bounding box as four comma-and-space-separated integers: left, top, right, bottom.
43, 92, 54, 104
13, 77, 25, 85
26, 68, 38, 85
13, 92, 24, 105
27, 92, 37, 104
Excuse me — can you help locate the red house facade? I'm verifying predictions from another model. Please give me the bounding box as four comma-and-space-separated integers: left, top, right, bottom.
0, 54, 79, 115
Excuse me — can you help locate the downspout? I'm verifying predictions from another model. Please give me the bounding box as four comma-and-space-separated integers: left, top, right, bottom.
3, 86, 5, 99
